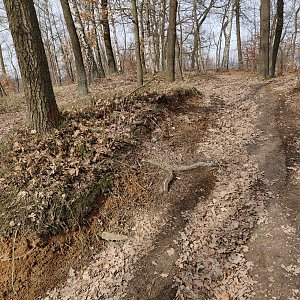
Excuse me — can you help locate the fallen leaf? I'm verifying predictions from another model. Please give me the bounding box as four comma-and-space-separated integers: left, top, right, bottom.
100, 231, 128, 241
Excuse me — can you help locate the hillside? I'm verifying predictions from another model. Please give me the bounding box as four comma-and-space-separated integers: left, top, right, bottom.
0, 72, 299, 300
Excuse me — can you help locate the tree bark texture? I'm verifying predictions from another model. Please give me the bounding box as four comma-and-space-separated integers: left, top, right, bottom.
270, 0, 284, 78
92, 4, 106, 78
291, 6, 300, 64
0, 44, 7, 76
72, 1, 102, 82
3, 0, 60, 134
222, 0, 234, 69
259, 0, 270, 78
166, 0, 178, 82
101, 0, 117, 75
235, 0, 243, 69
131, 0, 144, 86
60, 0, 88, 95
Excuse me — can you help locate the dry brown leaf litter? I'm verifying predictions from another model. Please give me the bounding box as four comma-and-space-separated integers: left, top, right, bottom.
2, 74, 298, 300
41, 75, 274, 300
0, 87, 195, 238
174, 81, 264, 299
44, 210, 167, 300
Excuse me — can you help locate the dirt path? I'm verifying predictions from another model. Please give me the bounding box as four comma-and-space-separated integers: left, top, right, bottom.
41, 74, 299, 300
2, 73, 299, 300
246, 79, 300, 300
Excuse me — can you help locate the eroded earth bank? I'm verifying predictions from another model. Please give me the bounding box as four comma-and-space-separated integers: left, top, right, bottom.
1, 73, 299, 300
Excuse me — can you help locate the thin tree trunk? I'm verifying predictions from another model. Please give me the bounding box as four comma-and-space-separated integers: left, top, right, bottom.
45, 0, 62, 86
259, 0, 270, 78
110, 12, 122, 72
92, 3, 105, 78
139, 0, 146, 69
131, 0, 143, 86
52, 10, 75, 82
72, 0, 101, 82
101, 0, 117, 75
145, 0, 154, 73
60, 0, 88, 94
160, 0, 167, 70
191, 0, 199, 70
222, 0, 234, 69
291, 6, 300, 64
235, 0, 243, 69
177, 6, 184, 79
0, 81, 7, 97
165, 0, 177, 82
270, 0, 284, 78
0, 45, 7, 76
150, 3, 160, 72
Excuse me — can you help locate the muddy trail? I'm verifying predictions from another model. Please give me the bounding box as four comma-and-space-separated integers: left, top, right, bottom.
1, 73, 299, 300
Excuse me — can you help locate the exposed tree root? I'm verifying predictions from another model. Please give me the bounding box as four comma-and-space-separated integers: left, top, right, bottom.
147, 159, 216, 192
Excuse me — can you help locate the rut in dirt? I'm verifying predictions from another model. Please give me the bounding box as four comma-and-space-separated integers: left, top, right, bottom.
24, 74, 299, 300
125, 80, 266, 300
126, 170, 215, 300
246, 80, 300, 300
125, 92, 219, 300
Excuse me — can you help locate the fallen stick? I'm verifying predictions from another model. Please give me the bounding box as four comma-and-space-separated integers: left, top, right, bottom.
147, 159, 216, 192
11, 230, 17, 295
125, 75, 158, 98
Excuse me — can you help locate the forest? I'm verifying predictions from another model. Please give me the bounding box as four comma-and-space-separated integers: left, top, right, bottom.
0, 0, 299, 299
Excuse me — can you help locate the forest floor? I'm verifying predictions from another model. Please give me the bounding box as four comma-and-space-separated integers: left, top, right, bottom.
0, 72, 299, 300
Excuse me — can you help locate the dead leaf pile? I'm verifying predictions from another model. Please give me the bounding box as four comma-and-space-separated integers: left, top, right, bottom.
0, 89, 187, 238
44, 211, 167, 300
174, 78, 267, 299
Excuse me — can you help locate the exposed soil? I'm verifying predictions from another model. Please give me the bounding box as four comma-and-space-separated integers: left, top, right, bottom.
0, 72, 299, 300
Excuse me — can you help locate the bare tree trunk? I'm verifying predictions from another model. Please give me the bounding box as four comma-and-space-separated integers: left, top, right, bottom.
0, 44, 7, 76
52, 11, 75, 82
165, 0, 177, 82
191, 0, 199, 70
0, 81, 7, 97
101, 0, 117, 75
177, 6, 184, 79
235, 0, 243, 69
131, 0, 143, 86
216, 5, 229, 70
4, 0, 60, 133
222, 0, 234, 69
150, 3, 160, 72
291, 6, 300, 64
110, 12, 122, 73
72, 0, 102, 82
8, 45, 20, 92
92, 3, 105, 78
145, 0, 154, 73
139, 0, 146, 70
60, 0, 88, 94
270, 0, 284, 78
45, 0, 62, 86
259, 0, 270, 78
42, 7, 60, 87
160, 0, 167, 70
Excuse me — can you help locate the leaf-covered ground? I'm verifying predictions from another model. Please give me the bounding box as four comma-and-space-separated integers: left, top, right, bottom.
0, 80, 197, 238
0, 72, 299, 300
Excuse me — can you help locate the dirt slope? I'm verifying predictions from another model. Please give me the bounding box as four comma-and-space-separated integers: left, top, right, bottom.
1, 73, 299, 300
41, 73, 299, 300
